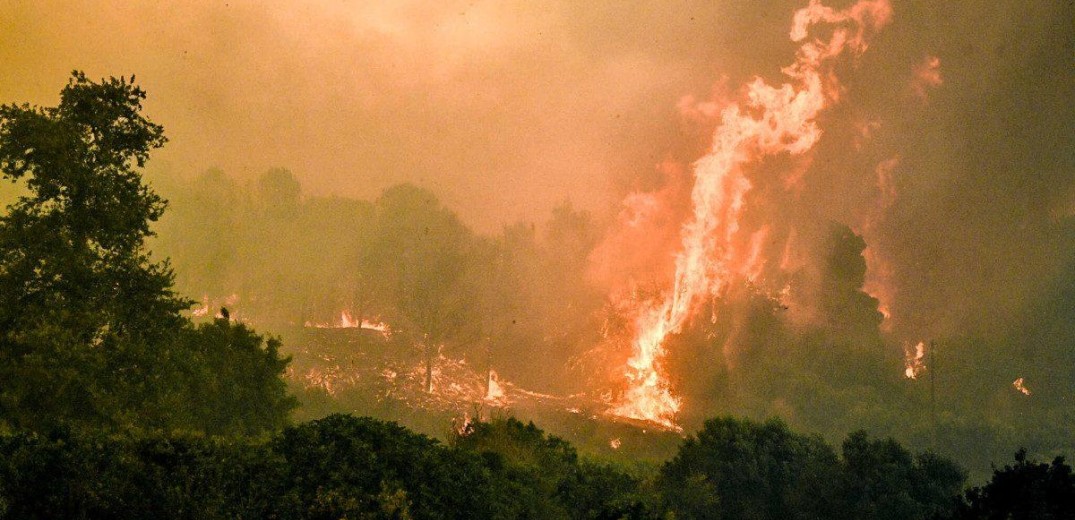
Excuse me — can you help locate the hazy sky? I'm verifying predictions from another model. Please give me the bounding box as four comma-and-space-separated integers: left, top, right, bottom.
1, 0, 1072, 338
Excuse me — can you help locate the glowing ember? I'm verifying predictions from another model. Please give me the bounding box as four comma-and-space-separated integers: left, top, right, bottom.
904, 341, 926, 379
611, 0, 892, 428
1013, 377, 1032, 396
609, 438, 622, 450
302, 364, 359, 397
453, 412, 473, 436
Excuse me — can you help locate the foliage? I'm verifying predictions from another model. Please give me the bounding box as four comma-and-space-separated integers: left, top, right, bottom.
950, 449, 1075, 520
659, 417, 841, 519
0, 72, 294, 436
453, 416, 655, 519
269, 414, 493, 519
158, 319, 297, 436
658, 417, 965, 520
8, 412, 1066, 520
0, 72, 186, 431
840, 431, 965, 520
0, 428, 270, 519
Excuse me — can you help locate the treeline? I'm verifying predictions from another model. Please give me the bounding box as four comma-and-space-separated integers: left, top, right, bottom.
0, 413, 1071, 519
150, 167, 605, 394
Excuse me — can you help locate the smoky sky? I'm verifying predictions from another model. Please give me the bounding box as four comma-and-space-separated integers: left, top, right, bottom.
1, 0, 1072, 339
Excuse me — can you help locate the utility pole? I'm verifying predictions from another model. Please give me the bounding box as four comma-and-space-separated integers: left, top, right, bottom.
424, 333, 434, 394
929, 339, 938, 449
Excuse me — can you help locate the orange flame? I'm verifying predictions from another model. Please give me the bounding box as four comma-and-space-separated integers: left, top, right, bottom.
305, 310, 393, 338
1012, 377, 1032, 396
904, 341, 926, 379
485, 369, 506, 403
860, 156, 899, 330
610, 0, 892, 428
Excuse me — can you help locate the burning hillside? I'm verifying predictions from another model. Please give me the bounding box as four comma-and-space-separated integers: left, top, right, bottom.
596, 0, 896, 429
137, 0, 1075, 478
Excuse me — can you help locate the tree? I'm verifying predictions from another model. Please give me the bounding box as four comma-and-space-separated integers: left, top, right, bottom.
270, 414, 496, 520
951, 449, 1075, 520
159, 319, 297, 437
839, 431, 964, 520
363, 184, 472, 343
658, 417, 842, 520
452, 416, 653, 519
0, 71, 189, 430
0, 72, 295, 436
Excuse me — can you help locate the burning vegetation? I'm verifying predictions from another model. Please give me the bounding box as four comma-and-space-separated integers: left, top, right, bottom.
126, 0, 1075, 482
0, 2, 1070, 514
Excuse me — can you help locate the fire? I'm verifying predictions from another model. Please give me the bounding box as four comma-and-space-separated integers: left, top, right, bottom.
904, 341, 926, 379
610, 0, 892, 428
609, 438, 622, 450
360, 319, 392, 337
1013, 377, 1032, 396
485, 369, 505, 403
911, 55, 943, 103
190, 295, 210, 317
305, 310, 392, 338
859, 156, 900, 330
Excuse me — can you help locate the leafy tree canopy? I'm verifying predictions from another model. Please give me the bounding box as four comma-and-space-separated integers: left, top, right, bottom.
0, 72, 293, 436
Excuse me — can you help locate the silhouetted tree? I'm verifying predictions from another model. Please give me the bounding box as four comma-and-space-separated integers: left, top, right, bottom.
658, 417, 842, 519
0, 72, 295, 436
951, 449, 1075, 520
840, 430, 965, 520
0, 71, 188, 430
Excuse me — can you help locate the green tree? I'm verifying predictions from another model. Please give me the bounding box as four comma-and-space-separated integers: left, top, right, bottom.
658, 417, 842, 520
0, 72, 295, 437
0, 71, 188, 430
840, 431, 964, 520
952, 449, 1075, 520
453, 416, 654, 519
159, 319, 297, 437
270, 414, 496, 520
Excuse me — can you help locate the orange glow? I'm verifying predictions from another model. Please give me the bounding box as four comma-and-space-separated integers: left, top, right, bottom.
610, 0, 892, 428
738, 226, 772, 283
190, 295, 210, 318
911, 55, 943, 103
858, 156, 900, 330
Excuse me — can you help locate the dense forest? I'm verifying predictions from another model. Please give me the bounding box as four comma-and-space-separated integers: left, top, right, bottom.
0, 72, 1072, 518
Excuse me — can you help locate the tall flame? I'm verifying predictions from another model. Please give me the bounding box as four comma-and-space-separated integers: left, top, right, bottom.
610, 0, 892, 428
